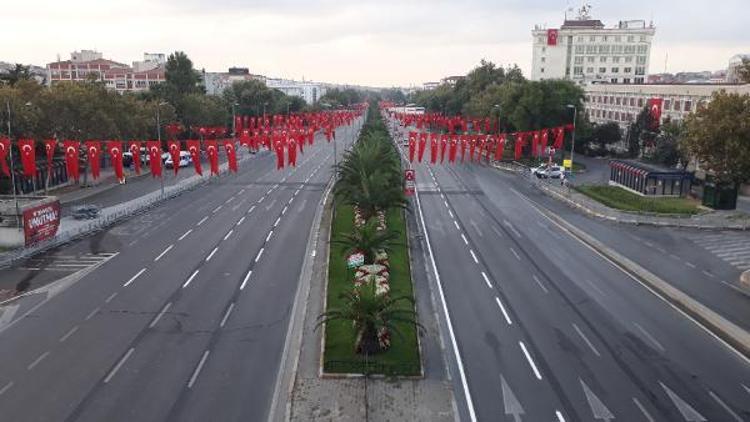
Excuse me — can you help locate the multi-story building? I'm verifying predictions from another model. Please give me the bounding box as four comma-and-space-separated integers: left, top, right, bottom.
265, 78, 325, 105
531, 11, 655, 85
203, 67, 266, 95
46, 50, 165, 93
727, 54, 750, 83
422, 81, 440, 90
584, 82, 750, 128
440, 76, 464, 86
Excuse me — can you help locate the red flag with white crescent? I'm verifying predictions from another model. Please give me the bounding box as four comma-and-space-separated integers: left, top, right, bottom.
460, 135, 468, 163
235, 116, 243, 134
287, 136, 297, 167
648, 98, 663, 129
18, 139, 36, 177
44, 139, 56, 174
0, 137, 10, 176
468, 135, 477, 162
429, 133, 438, 164
85, 141, 101, 179
495, 134, 506, 161
205, 140, 219, 175
440, 134, 448, 163
63, 140, 80, 181
553, 127, 565, 150
531, 131, 540, 157
417, 133, 427, 163
107, 141, 124, 181
514, 133, 526, 161
186, 140, 203, 176
274, 137, 285, 169
449, 135, 458, 163
128, 141, 142, 175
223, 139, 238, 172
167, 140, 181, 175
408, 132, 416, 163
146, 140, 162, 177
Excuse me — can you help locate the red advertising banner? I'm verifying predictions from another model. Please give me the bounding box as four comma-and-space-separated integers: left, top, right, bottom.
23, 200, 61, 246
404, 169, 416, 197
547, 29, 559, 46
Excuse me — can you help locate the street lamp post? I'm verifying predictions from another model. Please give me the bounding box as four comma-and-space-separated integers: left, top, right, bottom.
231, 102, 238, 137
156, 101, 168, 197
566, 104, 578, 172
5, 98, 20, 228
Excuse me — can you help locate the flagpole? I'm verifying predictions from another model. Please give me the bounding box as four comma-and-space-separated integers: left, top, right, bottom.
5, 98, 20, 228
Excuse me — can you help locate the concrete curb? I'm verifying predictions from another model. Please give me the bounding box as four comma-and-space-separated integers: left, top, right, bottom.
522, 194, 750, 360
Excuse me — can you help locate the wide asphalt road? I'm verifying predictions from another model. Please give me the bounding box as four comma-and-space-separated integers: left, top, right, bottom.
0, 119, 360, 422
389, 119, 749, 422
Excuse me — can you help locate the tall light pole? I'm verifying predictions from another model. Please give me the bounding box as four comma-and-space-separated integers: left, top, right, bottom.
231, 102, 239, 137
5, 98, 20, 227
156, 101, 168, 197
566, 104, 577, 171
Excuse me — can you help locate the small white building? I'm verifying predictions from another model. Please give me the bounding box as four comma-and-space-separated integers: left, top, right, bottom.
531, 9, 655, 85
726, 54, 750, 83
265, 78, 325, 104
203, 67, 266, 95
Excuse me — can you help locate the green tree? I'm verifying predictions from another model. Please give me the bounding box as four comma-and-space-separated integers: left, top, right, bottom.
164, 51, 203, 96
320, 88, 363, 108
587, 122, 622, 154
179, 93, 228, 130
316, 281, 421, 355
332, 219, 401, 265
625, 107, 659, 158
683, 91, 750, 186
648, 121, 688, 168
0, 64, 32, 86
736, 58, 750, 83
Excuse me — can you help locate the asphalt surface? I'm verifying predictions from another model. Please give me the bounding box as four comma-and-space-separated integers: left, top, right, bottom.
0, 121, 360, 422
391, 120, 750, 422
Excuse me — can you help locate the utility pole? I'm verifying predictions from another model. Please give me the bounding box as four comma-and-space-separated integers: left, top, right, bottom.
566, 104, 577, 172
156, 101, 167, 197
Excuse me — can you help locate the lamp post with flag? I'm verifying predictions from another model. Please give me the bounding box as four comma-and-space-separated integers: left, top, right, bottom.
4, 97, 20, 228
156, 101, 168, 197
566, 104, 577, 174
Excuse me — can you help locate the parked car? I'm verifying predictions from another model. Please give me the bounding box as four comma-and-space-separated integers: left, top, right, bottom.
71, 204, 101, 220
532, 164, 564, 179
165, 151, 192, 168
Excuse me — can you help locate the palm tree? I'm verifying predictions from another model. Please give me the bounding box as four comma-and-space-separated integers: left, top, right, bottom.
316, 280, 422, 355
332, 219, 400, 265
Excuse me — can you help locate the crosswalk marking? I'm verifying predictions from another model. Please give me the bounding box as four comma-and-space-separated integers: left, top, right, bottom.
687, 232, 750, 270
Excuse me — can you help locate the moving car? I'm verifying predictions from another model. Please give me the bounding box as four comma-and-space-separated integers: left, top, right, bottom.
165, 151, 192, 168
532, 164, 564, 179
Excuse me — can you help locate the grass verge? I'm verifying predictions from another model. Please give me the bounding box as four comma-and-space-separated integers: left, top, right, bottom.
322, 202, 421, 376
575, 185, 701, 215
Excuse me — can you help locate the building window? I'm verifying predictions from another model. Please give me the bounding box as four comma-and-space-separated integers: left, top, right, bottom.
637, 45, 648, 54
590, 35, 596, 42
616, 97, 622, 105
542, 47, 546, 53
603, 96, 608, 104
685, 101, 692, 112
574, 56, 584, 64
630, 98, 636, 106
613, 56, 621, 63
586, 45, 597, 54
604, 35, 609, 41
615, 111, 621, 120
640, 35, 646, 42
635, 77, 644, 84
637, 56, 647, 65
615, 36, 622, 42
541, 57, 546, 63
575, 45, 584, 54
674, 100, 681, 111
638, 98, 644, 107
664, 99, 671, 109
598, 45, 610, 54
600, 56, 607, 63
587, 56, 595, 63
624, 67, 632, 73
577, 36, 584, 42
608, 111, 613, 119
599, 67, 607, 73
612, 67, 619, 73
540, 67, 545, 73
574, 66, 584, 75
625, 56, 633, 63
586, 67, 594, 73
627, 35, 635, 42
635, 66, 645, 75
538, 37, 545, 43
613, 45, 623, 54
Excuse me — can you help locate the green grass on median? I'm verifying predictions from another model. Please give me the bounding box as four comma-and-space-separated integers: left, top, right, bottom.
323, 202, 421, 376
575, 185, 701, 215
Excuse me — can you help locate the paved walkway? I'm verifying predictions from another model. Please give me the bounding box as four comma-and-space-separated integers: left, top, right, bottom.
284, 196, 455, 422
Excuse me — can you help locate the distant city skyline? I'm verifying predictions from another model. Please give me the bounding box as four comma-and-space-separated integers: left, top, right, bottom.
1, 0, 748, 87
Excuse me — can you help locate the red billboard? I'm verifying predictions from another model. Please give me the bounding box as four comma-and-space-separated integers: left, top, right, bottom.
404, 169, 416, 197
23, 201, 61, 246
547, 29, 559, 46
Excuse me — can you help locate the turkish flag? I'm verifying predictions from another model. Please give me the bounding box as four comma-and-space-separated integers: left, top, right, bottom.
553, 127, 565, 150
477, 135, 487, 162
274, 138, 285, 169
514, 133, 526, 161
239, 129, 251, 149
429, 133, 438, 164
85, 141, 101, 179
468, 135, 477, 162
107, 141, 124, 181
308, 127, 315, 145
440, 134, 448, 163
205, 140, 219, 175
186, 140, 203, 176
18, 139, 36, 178
547, 29, 559, 46
417, 133, 427, 163
43, 139, 56, 175
146, 140, 162, 177
460, 135, 468, 163
495, 134, 506, 161
449, 135, 458, 163
408, 132, 416, 163
648, 98, 663, 129
531, 132, 540, 157
288, 137, 297, 167
541, 129, 549, 153
128, 141, 141, 175
235, 116, 243, 134
223, 139, 238, 172
0, 137, 10, 176
167, 140, 181, 175
63, 140, 80, 182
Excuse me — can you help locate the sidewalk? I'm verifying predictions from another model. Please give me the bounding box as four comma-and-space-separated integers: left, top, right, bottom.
494, 162, 750, 230
281, 182, 455, 421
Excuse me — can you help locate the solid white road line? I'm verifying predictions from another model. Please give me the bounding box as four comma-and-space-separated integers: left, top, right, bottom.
255, 248, 265, 263
59, 325, 79, 342
495, 297, 513, 325
413, 186, 477, 421
187, 350, 210, 388
469, 249, 479, 264
236, 216, 245, 226
212, 205, 223, 213
708, 390, 743, 422
123, 268, 147, 287
240, 270, 252, 290
519, 341, 542, 380
197, 216, 209, 226
183, 270, 200, 288
178, 229, 193, 241
509, 247, 521, 261
632, 397, 655, 422
149, 302, 172, 328
205, 247, 219, 262
27, 351, 50, 370
154, 244, 174, 262
555, 410, 566, 422
105, 292, 118, 304
85, 307, 100, 321
104, 348, 135, 383
633, 322, 666, 352
532, 274, 549, 294
0, 381, 13, 396
219, 303, 235, 328
223, 230, 233, 241
481, 272, 492, 288
461, 234, 469, 245
266, 231, 274, 242
572, 323, 601, 357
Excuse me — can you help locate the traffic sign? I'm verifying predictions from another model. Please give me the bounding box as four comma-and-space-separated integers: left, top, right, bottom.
404, 169, 416, 196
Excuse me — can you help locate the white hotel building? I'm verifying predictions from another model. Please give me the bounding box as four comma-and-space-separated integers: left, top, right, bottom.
531, 18, 655, 85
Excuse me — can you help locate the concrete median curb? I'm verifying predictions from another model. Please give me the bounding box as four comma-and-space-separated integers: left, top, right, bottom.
524, 195, 750, 360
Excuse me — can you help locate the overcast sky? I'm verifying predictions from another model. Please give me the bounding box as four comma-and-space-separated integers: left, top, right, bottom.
2, 0, 748, 87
